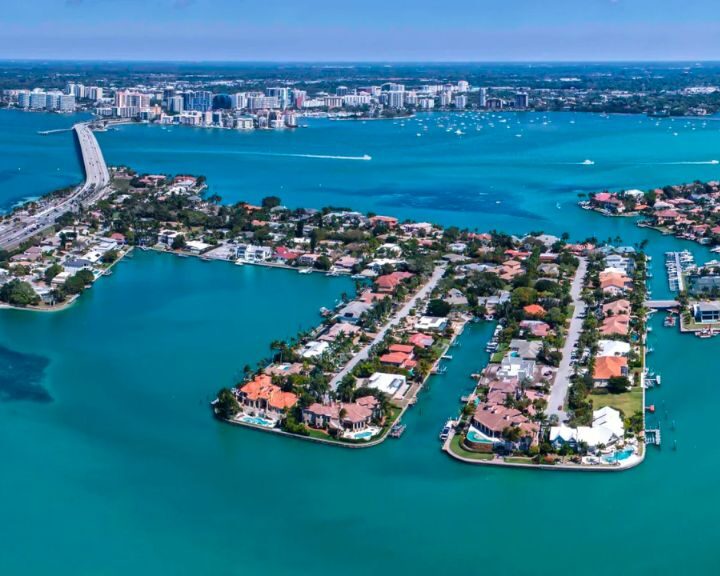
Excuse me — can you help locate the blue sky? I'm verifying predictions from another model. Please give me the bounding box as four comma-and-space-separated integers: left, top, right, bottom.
1, 0, 718, 61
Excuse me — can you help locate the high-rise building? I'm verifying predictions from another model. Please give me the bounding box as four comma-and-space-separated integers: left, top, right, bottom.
478, 87, 488, 108
231, 92, 248, 110
336, 85, 348, 97
267, 87, 290, 109
439, 91, 452, 107
29, 91, 47, 109
454, 94, 467, 109
291, 89, 306, 109
387, 90, 405, 109
457, 80, 470, 93
16, 90, 31, 108
169, 95, 184, 113
515, 92, 529, 108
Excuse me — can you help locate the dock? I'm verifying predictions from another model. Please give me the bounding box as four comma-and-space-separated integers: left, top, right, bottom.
645, 428, 662, 446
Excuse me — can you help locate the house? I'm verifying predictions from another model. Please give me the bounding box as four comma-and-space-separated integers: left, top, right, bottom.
444, 288, 468, 307
693, 302, 720, 323
158, 229, 181, 246
603, 299, 630, 316
380, 344, 417, 370
599, 271, 632, 295
369, 215, 398, 228
297, 253, 321, 267
367, 372, 407, 398
592, 356, 629, 387
334, 255, 359, 271
264, 363, 304, 377
408, 332, 434, 348
519, 320, 551, 338
597, 340, 631, 357
299, 340, 330, 359
414, 316, 448, 332
63, 258, 93, 273
550, 407, 624, 449
471, 402, 539, 447
237, 244, 273, 262
185, 240, 212, 254
336, 301, 373, 323
600, 314, 630, 336
375, 271, 414, 292
237, 374, 298, 416
497, 355, 536, 381
275, 246, 302, 262
302, 396, 381, 432
318, 323, 361, 343
50, 271, 72, 287
509, 339, 542, 360
523, 304, 546, 318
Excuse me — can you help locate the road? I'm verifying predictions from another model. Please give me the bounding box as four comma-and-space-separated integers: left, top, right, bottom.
547, 256, 587, 422
329, 264, 446, 390
0, 123, 110, 250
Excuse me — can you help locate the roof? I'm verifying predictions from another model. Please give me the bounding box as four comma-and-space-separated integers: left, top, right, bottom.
593, 356, 628, 380
239, 375, 298, 410
523, 304, 546, 317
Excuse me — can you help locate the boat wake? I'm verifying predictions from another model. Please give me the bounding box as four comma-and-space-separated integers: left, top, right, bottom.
657, 160, 719, 165
232, 151, 372, 161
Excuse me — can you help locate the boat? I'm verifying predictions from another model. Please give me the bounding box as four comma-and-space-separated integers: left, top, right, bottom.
350, 274, 367, 280
299, 268, 313, 274
234, 259, 244, 266
581, 159, 595, 165
390, 423, 406, 438
439, 421, 453, 441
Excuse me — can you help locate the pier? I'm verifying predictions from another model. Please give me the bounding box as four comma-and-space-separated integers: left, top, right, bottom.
645, 428, 662, 446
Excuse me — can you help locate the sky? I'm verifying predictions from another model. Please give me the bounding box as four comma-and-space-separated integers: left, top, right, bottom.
1, 0, 719, 61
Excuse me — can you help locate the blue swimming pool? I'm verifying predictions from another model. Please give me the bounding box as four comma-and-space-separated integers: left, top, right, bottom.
466, 430, 494, 444
603, 449, 634, 463
240, 415, 275, 428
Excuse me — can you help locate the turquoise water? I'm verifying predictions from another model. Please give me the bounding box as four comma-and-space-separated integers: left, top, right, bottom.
2, 111, 720, 575
0, 109, 89, 211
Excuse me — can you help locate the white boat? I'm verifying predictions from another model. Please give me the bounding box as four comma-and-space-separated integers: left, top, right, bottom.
582, 159, 595, 165
299, 268, 313, 274
234, 259, 244, 266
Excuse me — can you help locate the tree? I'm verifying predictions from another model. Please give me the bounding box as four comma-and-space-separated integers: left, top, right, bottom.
427, 298, 451, 317
607, 376, 631, 394
261, 196, 281, 209
171, 234, 186, 250
44, 263, 63, 284
102, 249, 119, 264
0, 279, 39, 307
216, 388, 240, 419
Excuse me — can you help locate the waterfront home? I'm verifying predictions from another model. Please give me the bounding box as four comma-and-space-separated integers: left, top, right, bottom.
375, 271, 414, 293
158, 229, 181, 247
692, 302, 720, 323
523, 304, 546, 318
591, 192, 625, 213
336, 301, 373, 323
498, 354, 536, 381
236, 375, 298, 417
379, 344, 417, 370
264, 363, 304, 377
600, 314, 630, 336
63, 258, 93, 273
318, 323, 361, 343
274, 246, 302, 263
471, 402, 539, 448
369, 215, 398, 228
599, 271, 632, 295
185, 240, 212, 255
50, 271, 72, 288
408, 332, 434, 348
237, 244, 273, 262
302, 396, 381, 433
297, 253, 321, 267
602, 299, 631, 316
550, 406, 624, 450
357, 290, 389, 304
414, 316, 448, 332
299, 340, 330, 359
519, 320, 551, 338
509, 339, 542, 361
334, 255, 359, 271
592, 356, 629, 387
367, 372, 407, 398
597, 340, 631, 357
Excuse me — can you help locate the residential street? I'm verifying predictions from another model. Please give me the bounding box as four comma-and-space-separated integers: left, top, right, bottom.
329, 264, 446, 390
547, 256, 587, 422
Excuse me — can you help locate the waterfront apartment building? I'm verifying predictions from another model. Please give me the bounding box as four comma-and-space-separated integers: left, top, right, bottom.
515, 92, 530, 108
478, 87, 488, 108
454, 94, 467, 109
387, 90, 405, 109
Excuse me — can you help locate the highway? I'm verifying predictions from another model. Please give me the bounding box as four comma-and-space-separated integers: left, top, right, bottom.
0, 122, 110, 251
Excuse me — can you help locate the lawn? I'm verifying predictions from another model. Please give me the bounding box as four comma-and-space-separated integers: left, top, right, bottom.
589, 386, 643, 417
448, 434, 495, 460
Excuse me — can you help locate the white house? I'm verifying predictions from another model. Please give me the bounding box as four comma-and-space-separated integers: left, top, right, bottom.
550, 407, 625, 450
300, 340, 330, 359
237, 244, 273, 262
415, 316, 448, 331
367, 372, 407, 398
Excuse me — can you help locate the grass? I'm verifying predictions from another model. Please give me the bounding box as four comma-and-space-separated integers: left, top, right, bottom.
589, 386, 643, 417
448, 434, 495, 460
504, 456, 535, 464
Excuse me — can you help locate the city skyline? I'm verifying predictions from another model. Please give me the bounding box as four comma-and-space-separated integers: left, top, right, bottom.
1, 0, 720, 61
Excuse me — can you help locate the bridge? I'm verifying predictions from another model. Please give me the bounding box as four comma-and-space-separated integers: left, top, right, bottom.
0, 123, 110, 250
646, 300, 680, 309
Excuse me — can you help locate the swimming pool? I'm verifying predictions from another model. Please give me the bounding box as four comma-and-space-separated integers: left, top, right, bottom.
239, 415, 276, 428
603, 448, 634, 463
466, 429, 494, 444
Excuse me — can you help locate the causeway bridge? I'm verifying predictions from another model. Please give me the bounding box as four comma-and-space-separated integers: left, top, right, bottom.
646, 300, 680, 310
0, 123, 110, 250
